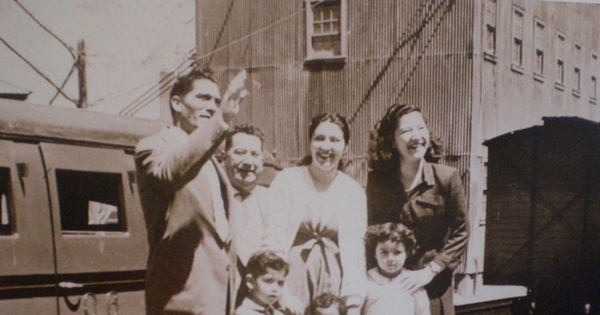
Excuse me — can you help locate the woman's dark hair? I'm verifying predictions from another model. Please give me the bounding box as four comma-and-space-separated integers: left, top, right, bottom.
368, 103, 444, 172
364, 222, 418, 263
298, 112, 350, 171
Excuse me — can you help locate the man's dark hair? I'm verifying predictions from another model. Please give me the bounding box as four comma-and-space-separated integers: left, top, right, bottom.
246, 250, 289, 278
225, 124, 265, 151
169, 68, 217, 119
170, 68, 217, 99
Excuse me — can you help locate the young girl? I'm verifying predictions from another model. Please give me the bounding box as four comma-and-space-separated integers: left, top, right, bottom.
362, 223, 431, 315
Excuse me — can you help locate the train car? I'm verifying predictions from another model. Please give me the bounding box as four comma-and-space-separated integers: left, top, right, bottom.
0, 99, 164, 314
483, 117, 600, 314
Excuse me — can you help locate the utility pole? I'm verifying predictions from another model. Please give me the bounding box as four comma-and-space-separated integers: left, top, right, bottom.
76, 39, 88, 108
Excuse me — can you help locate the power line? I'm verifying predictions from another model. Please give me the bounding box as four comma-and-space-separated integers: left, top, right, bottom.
393, 0, 455, 102
49, 61, 77, 105
196, 0, 325, 63
13, 0, 77, 59
126, 75, 176, 116
121, 1, 326, 116
347, 0, 434, 125
120, 70, 179, 116
0, 36, 77, 105
118, 54, 195, 115
205, 0, 237, 68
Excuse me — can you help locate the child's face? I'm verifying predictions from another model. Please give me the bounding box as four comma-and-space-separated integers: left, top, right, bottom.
375, 240, 407, 278
247, 268, 286, 306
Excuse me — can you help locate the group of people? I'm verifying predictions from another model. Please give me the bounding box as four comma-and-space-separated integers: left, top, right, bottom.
134, 69, 469, 315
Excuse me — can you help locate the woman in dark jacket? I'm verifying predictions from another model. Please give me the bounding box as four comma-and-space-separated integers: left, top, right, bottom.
366, 103, 469, 315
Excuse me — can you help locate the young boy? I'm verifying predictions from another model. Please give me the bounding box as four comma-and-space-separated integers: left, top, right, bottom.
234, 250, 289, 315
362, 222, 431, 315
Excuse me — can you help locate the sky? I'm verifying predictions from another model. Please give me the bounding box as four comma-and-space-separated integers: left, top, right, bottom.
0, 0, 196, 119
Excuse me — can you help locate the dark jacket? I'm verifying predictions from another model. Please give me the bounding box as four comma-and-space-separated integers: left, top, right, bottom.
366, 162, 469, 315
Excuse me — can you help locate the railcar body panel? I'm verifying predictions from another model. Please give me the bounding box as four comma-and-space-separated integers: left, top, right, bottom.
0, 99, 165, 314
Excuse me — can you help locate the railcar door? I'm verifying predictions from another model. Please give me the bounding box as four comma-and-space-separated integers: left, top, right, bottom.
40, 143, 147, 314
0, 140, 58, 313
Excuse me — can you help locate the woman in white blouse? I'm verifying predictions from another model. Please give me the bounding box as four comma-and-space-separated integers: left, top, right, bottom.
268, 113, 367, 315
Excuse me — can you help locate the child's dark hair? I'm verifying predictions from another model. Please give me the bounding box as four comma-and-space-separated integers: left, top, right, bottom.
306, 292, 347, 315
246, 250, 289, 278
364, 222, 417, 261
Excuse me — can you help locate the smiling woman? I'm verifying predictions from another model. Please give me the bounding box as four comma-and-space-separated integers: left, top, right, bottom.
267, 113, 366, 315
366, 103, 469, 315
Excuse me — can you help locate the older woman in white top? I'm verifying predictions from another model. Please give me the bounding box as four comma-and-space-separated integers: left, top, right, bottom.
268, 113, 367, 315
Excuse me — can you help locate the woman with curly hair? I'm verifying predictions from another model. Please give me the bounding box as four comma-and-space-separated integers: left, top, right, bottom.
366, 103, 468, 315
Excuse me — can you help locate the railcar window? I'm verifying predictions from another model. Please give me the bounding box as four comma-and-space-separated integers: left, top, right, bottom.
56, 169, 125, 233
0, 167, 13, 235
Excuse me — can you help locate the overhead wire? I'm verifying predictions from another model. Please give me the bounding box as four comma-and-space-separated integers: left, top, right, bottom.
347, 0, 434, 125
393, 0, 456, 102
13, 0, 77, 59
205, 0, 237, 68
90, 16, 196, 108
347, 0, 454, 125
49, 61, 77, 105
121, 0, 325, 116
119, 54, 195, 115
0, 35, 77, 105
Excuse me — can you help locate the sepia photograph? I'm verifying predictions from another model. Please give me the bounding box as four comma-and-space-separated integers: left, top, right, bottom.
1, 0, 599, 314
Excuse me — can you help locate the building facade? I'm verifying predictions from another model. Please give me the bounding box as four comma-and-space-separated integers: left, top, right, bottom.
195, 0, 600, 296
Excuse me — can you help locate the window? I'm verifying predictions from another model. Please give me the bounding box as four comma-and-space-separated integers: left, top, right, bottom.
305, 0, 347, 63
534, 19, 545, 80
56, 169, 125, 233
573, 42, 582, 96
512, 6, 524, 72
556, 32, 566, 90
484, 0, 498, 62
0, 167, 13, 235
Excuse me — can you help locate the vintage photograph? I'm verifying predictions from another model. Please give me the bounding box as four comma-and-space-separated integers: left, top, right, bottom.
1, 1, 599, 314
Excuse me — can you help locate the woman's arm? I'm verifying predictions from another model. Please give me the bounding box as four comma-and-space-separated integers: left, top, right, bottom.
432, 169, 469, 270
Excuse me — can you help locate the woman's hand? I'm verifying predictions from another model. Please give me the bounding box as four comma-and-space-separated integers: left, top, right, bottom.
397, 267, 436, 294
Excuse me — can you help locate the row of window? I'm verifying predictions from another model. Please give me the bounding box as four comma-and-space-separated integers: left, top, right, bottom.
484, 0, 598, 103
0, 167, 125, 235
